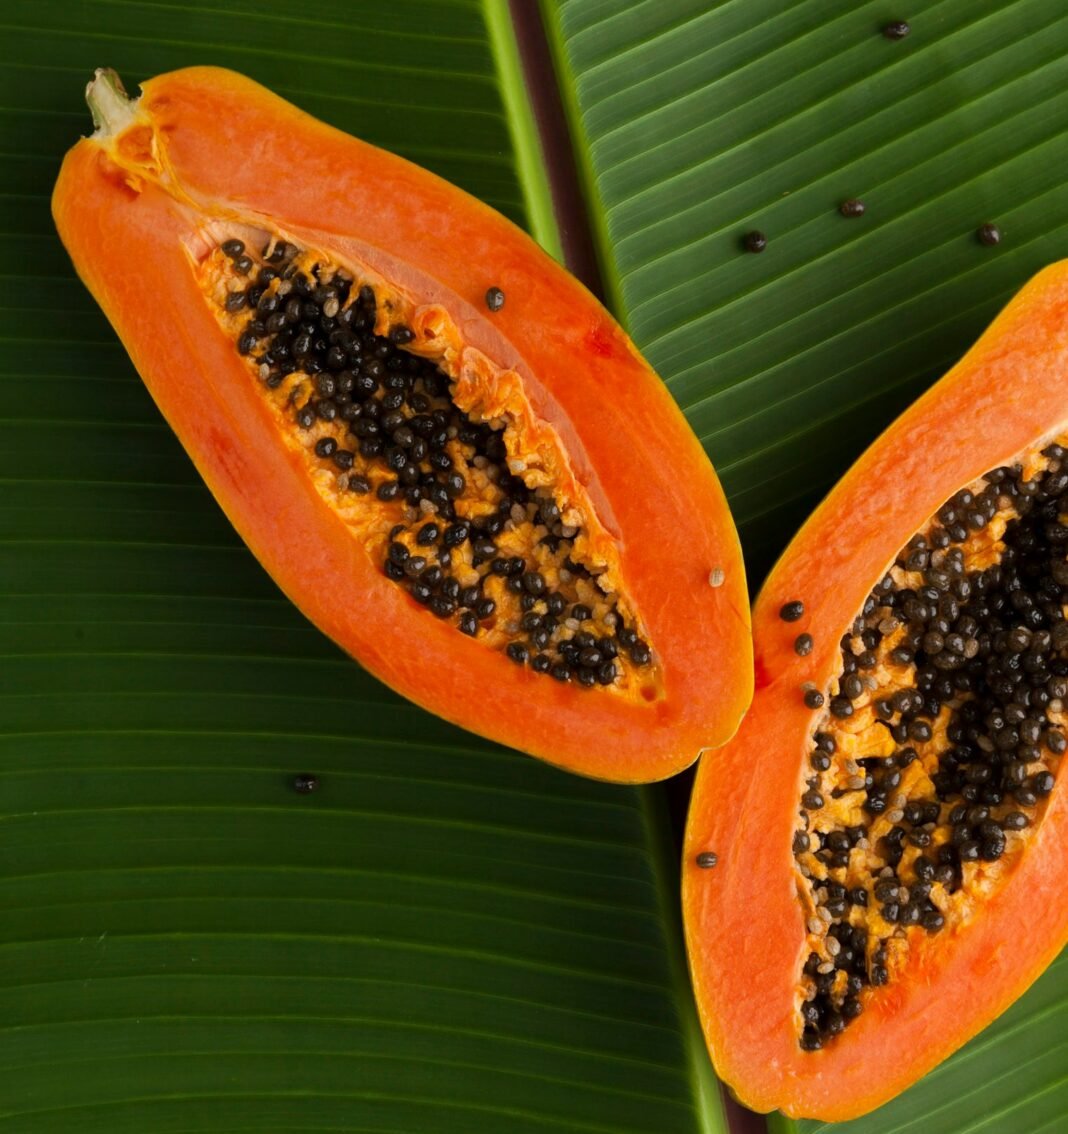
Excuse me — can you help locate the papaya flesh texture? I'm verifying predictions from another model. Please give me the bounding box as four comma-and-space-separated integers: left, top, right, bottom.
684, 265, 1068, 1119
51, 67, 751, 783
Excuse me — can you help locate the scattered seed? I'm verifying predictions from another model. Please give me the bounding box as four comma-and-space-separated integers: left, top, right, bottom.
742, 230, 768, 253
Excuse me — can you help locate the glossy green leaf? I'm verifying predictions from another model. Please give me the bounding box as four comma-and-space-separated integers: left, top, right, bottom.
547, 0, 1067, 1129
0, 1, 723, 1130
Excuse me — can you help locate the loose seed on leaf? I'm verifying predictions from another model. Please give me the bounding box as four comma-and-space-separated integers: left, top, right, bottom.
743, 230, 768, 253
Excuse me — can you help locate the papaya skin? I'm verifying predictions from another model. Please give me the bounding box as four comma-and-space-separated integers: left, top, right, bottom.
683, 264, 1068, 1118
51, 67, 751, 783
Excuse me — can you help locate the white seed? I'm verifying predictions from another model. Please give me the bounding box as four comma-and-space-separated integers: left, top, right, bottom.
807, 917, 823, 934
826, 938, 841, 957
323, 298, 340, 318
708, 567, 725, 588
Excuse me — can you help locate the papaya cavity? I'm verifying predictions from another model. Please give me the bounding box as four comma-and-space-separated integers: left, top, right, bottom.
200, 234, 656, 695
793, 438, 1066, 1049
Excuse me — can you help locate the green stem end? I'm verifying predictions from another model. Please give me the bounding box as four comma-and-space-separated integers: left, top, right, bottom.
86, 68, 138, 137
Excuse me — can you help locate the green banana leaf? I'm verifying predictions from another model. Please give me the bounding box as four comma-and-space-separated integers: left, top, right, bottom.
2, 0, 1065, 1132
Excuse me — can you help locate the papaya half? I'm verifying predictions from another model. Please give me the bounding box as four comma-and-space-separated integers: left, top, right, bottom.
684, 266, 1068, 1118
50, 67, 752, 783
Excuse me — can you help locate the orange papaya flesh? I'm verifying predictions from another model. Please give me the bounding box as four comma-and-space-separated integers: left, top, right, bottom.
684, 264, 1068, 1119
51, 68, 752, 783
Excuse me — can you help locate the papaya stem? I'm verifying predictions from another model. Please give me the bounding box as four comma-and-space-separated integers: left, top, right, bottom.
85, 68, 138, 136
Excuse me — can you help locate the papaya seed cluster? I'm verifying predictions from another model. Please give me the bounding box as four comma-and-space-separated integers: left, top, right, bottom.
214, 236, 654, 689
791, 444, 1067, 1049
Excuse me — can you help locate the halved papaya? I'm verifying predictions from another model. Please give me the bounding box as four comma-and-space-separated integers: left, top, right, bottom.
51, 67, 751, 783
684, 266, 1068, 1117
